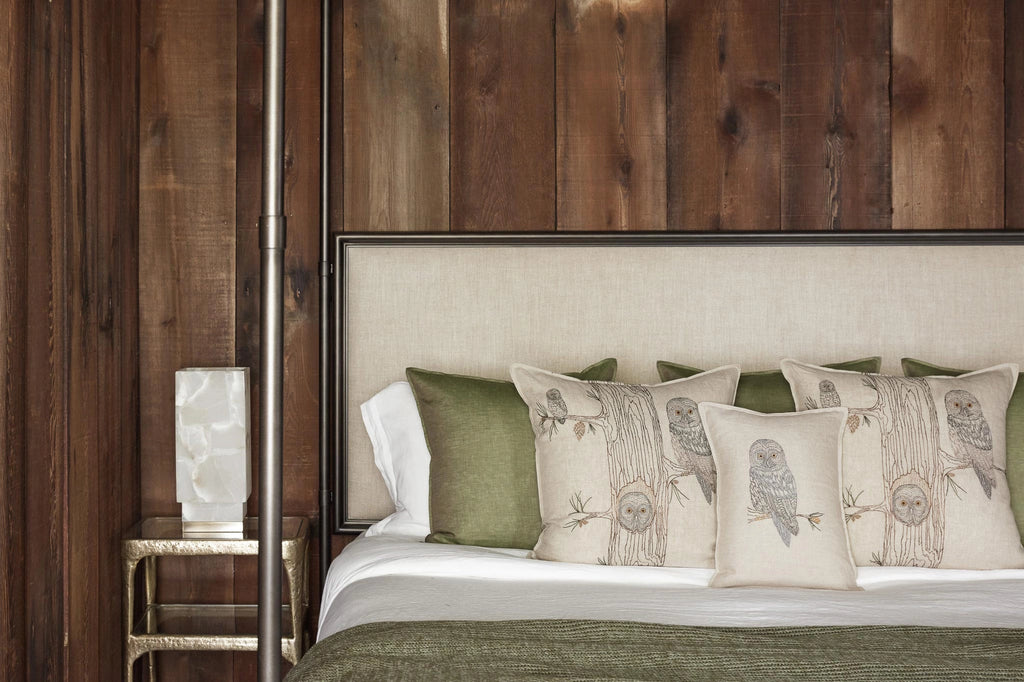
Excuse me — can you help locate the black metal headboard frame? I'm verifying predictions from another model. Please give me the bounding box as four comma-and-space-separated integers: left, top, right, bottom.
317, 230, 1024, 586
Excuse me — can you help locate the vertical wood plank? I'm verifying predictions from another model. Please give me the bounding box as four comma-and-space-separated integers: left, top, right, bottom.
67, 0, 141, 678
892, 0, 1003, 229
0, 2, 33, 678
140, 0, 237, 678
1006, 0, 1024, 229
666, 0, 781, 231
556, 0, 666, 231
781, 0, 891, 231
330, 0, 345, 233
450, 0, 556, 231
343, 0, 449, 231
21, 2, 71, 679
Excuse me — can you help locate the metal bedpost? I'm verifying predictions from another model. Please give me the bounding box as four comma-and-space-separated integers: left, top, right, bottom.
318, 0, 332, 592
258, 0, 285, 677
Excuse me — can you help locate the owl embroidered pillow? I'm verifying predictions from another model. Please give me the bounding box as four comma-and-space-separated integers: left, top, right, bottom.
782, 359, 1024, 569
699, 403, 858, 590
510, 363, 740, 568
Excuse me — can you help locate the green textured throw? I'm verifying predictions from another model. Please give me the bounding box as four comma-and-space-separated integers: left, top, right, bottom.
286, 620, 1024, 682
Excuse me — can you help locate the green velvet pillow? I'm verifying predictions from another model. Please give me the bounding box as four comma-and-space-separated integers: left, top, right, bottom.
657, 357, 882, 413
902, 358, 1024, 539
407, 359, 617, 549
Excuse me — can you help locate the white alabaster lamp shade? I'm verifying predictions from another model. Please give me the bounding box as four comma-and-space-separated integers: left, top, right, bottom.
175, 367, 252, 535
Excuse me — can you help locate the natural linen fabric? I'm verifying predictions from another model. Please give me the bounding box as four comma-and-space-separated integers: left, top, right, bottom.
407, 359, 617, 550
700, 403, 858, 590
510, 364, 740, 567
658, 356, 882, 413
287, 620, 1024, 682
782, 360, 1024, 569
903, 358, 1024, 540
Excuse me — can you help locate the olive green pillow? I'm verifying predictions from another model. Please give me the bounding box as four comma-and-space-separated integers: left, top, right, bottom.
657, 357, 882, 413
407, 359, 617, 549
903, 358, 1024, 539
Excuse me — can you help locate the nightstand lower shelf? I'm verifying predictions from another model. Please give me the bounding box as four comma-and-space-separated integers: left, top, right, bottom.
122, 517, 309, 681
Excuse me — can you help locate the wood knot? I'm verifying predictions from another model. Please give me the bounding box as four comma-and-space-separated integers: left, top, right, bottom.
721, 107, 740, 139
615, 13, 627, 36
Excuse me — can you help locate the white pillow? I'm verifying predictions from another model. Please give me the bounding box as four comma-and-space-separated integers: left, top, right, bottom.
360, 382, 430, 533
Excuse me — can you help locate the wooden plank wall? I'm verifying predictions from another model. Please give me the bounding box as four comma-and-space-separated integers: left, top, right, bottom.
134, 0, 1023, 679
1, 1, 140, 681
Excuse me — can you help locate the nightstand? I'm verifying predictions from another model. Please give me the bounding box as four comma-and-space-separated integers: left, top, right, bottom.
122, 516, 308, 681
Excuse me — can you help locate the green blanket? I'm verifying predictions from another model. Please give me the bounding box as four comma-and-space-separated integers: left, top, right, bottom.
286, 620, 1024, 681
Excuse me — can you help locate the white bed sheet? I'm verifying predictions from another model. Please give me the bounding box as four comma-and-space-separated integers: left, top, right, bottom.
317, 533, 1024, 641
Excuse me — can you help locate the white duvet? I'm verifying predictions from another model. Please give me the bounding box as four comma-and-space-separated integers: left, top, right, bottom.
317, 531, 1024, 641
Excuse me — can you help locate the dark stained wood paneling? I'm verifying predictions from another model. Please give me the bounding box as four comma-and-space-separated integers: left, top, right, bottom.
557, 0, 666, 231
343, 0, 449, 231
66, 0, 141, 678
450, 0, 556, 231
1007, 0, 1024, 229
21, 1, 71, 679
892, 0, 1004, 230
139, 0, 237, 678
781, 0, 891, 231
3, 0, 140, 680
0, 2, 31, 678
667, 0, 781, 231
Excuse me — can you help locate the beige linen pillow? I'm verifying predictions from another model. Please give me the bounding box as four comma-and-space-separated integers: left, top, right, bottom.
782, 359, 1024, 569
510, 363, 740, 567
700, 403, 858, 590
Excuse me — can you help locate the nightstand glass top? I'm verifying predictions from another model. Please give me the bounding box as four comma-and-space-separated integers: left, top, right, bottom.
126, 517, 306, 541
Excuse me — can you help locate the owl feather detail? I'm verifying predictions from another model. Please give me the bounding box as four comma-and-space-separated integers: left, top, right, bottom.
945, 389, 995, 498
546, 388, 568, 425
749, 438, 799, 546
666, 397, 716, 504
818, 380, 841, 408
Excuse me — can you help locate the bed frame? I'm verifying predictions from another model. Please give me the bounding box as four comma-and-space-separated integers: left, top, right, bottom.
252, 1, 1024, 676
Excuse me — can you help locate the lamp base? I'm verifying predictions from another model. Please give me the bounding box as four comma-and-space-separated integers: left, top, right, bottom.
182, 503, 246, 538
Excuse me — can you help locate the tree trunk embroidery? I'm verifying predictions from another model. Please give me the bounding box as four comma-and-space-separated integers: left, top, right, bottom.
538, 382, 673, 566
849, 376, 947, 567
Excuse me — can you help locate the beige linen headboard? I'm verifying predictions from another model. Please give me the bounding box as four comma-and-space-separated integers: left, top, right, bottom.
329, 233, 1024, 530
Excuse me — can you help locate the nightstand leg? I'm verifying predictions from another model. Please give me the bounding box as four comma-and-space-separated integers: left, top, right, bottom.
123, 556, 137, 681
144, 556, 157, 681
283, 551, 300, 664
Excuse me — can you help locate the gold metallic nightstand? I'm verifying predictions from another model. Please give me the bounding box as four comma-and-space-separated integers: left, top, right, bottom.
122, 516, 309, 681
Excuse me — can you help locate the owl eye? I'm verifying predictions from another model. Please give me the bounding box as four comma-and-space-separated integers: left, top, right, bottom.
900, 500, 907, 506
771, 453, 777, 458
639, 507, 647, 514
675, 410, 681, 415
625, 507, 633, 514
687, 409, 693, 415
914, 500, 922, 506
954, 402, 960, 408
757, 453, 764, 459
967, 403, 973, 408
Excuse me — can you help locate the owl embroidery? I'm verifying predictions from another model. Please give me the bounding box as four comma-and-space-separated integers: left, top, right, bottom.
891, 483, 930, 526
546, 388, 568, 424
945, 389, 995, 498
818, 380, 841, 408
666, 397, 716, 504
617, 491, 654, 534
749, 438, 799, 546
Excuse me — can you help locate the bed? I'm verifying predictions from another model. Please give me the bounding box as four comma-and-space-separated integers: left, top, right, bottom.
288, 233, 1024, 681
